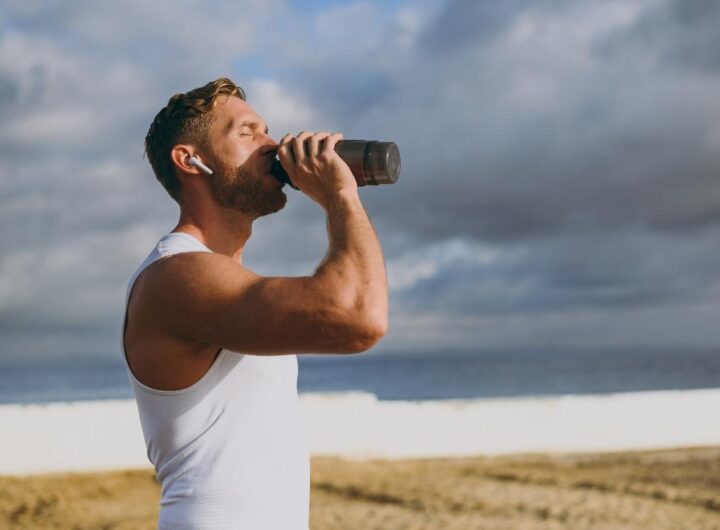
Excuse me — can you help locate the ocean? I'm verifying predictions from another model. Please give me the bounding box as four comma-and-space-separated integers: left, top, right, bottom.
0, 345, 719, 405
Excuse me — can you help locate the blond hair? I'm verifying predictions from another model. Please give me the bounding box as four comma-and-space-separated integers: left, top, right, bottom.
144, 77, 246, 201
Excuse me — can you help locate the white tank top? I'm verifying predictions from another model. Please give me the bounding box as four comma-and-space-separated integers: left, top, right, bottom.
121, 231, 310, 530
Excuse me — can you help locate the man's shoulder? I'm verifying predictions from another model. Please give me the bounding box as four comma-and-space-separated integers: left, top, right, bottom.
124, 251, 226, 389
132, 251, 260, 311
143, 251, 252, 283
126, 252, 233, 342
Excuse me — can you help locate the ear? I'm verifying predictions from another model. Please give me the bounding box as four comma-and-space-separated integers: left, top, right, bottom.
171, 145, 205, 175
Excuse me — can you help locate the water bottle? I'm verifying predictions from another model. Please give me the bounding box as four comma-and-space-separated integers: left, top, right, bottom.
271, 140, 401, 190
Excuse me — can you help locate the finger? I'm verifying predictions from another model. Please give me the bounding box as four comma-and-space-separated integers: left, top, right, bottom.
278, 133, 293, 155
322, 132, 344, 155
293, 131, 313, 162
278, 134, 296, 168
308, 132, 331, 158
277, 144, 296, 171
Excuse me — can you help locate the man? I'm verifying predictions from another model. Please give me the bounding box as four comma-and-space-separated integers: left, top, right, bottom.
121, 77, 388, 529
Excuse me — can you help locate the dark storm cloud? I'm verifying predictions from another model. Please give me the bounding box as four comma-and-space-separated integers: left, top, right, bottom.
601, 0, 720, 73
282, 65, 396, 126
0, 73, 21, 116
419, 0, 531, 53
270, 0, 719, 246
393, 230, 720, 316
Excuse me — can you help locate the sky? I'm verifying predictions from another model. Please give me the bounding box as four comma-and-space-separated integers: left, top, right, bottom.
0, 0, 719, 361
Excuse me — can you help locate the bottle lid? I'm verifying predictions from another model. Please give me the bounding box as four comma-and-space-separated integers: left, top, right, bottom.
364, 141, 401, 185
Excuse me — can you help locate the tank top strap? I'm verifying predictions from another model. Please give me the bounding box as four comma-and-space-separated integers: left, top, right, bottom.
124, 232, 212, 307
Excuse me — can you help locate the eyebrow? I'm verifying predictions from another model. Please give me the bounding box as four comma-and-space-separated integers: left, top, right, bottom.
227, 118, 269, 135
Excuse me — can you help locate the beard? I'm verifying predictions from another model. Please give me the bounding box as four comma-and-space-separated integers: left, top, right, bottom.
209, 161, 287, 218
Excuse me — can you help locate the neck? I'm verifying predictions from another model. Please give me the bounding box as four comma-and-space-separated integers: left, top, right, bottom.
173, 206, 253, 263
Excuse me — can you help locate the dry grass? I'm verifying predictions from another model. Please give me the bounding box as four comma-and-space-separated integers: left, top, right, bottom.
1, 446, 719, 529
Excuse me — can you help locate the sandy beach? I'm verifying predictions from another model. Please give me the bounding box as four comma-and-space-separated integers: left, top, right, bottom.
2, 390, 719, 528
2, 445, 719, 529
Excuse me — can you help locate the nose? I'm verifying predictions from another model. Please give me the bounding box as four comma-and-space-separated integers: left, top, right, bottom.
259, 135, 279, 156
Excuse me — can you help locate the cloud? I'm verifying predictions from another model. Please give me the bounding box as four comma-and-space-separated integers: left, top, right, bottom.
254, 0, 720, 348
245, 79, 320, 135
1, 0, 719, 360
290, 0, 720, 243
419, 0, 531, 54
602, 0, 720, 73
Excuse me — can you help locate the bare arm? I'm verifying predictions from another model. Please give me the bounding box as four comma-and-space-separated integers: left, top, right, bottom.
137, 251, 383, 356
136, 131, 388, 356
314, 188, 388, 337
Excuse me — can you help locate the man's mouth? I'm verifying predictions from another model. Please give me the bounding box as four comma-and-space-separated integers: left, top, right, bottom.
261, 155, 285, 188
264, 171, 285, 188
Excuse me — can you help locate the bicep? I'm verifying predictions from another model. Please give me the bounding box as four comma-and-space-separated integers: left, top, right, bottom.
146, 253, 376, 355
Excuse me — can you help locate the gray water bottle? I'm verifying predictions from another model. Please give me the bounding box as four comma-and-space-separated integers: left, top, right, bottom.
271, 140, 401, 190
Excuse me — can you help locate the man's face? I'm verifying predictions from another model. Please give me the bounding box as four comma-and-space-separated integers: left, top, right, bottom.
203, 95, 286, 217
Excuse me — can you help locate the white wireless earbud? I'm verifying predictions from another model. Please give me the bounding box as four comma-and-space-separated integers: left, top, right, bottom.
188, 156, 214, 175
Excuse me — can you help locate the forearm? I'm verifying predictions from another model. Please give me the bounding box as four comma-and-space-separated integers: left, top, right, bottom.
313, 189, 388, 334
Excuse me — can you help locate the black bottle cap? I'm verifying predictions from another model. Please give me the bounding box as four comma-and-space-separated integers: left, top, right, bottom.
364, 141, 401, 185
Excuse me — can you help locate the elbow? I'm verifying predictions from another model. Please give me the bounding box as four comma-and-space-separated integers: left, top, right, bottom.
346, 317, 388, 354
368, 315, 389, 341
334, 289, 388, 354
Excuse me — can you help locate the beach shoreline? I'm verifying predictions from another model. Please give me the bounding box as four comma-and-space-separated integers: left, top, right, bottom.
3, 388, 720, 475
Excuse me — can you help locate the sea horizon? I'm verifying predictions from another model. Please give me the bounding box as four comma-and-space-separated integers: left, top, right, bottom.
0, 344, 718, 406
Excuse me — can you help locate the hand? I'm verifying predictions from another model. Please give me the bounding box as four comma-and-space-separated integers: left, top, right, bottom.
277, 131, 357, 207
